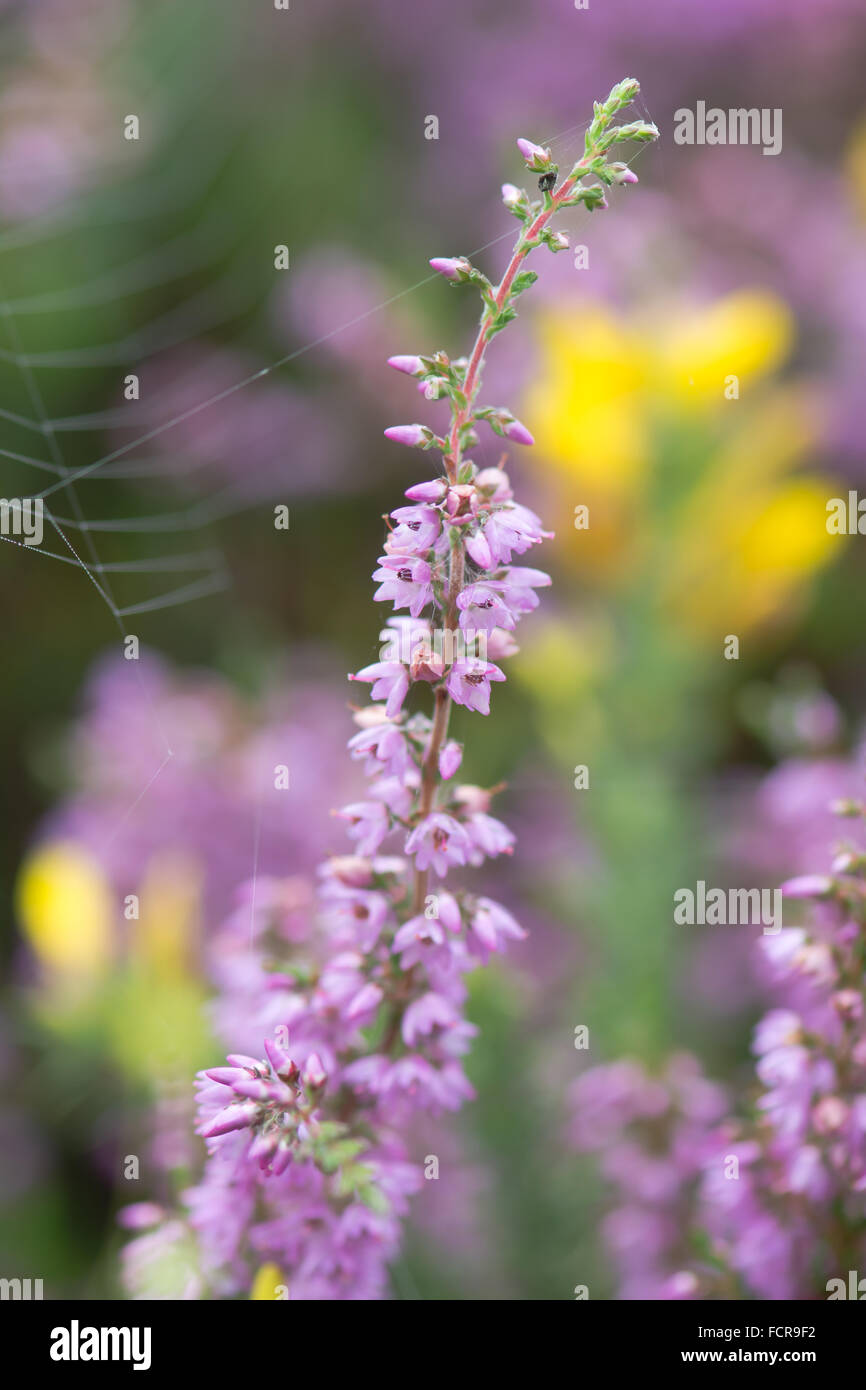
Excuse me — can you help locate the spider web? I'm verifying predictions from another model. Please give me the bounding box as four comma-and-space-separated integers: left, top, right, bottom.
0, 34, 648, 834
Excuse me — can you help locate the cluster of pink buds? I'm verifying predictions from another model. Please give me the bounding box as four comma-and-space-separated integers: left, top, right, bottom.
196, 1042, 326, 1175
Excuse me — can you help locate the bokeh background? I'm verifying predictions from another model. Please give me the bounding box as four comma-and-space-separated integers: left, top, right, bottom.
2, 0, 866, 1299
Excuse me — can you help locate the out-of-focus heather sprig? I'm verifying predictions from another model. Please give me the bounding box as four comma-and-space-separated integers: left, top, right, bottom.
122, 80, 657, 1300
571, 800, 866, 1300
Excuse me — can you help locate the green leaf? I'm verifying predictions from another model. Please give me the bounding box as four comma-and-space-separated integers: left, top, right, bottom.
320, 1138, 368, 1173
334, 1161, 375, 1198
510, 270, 538, 297
358, 1184, 390, 1214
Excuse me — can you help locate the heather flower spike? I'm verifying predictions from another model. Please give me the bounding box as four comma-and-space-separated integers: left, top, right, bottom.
572, 800, 866, 1300
124, 79, 657, 1302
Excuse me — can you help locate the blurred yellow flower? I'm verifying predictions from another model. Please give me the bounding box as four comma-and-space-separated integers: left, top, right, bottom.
135, 850, 202, 980
526, 303, 648, 500
16, 841, 113, 979
105, 850, 210, 1081
655, 290, 792, 408
250, 1263, 288, 1300
524, 289, 837, 637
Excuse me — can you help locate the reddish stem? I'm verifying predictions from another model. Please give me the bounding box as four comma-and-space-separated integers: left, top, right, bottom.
409, 163, 592, 914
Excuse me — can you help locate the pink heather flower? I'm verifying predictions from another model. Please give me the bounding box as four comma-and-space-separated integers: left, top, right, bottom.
753, 1011, 802, 1054
387, 354, 424, 376
429, 256, 470, 281
469, 897, 526, 953
463, 811, 515, 861
321, 884, 392, 951
347, 721, 412, 779
349, 661, 409, 719
402, 992, 460, 1046
121, 89, 616, 1303
405, 812, 472, 877
457, 583, 516, 633
486, 628, 520, 661
335, 800, 390, 856
489, 566, 552, 615
444, 483, 479, 522
432, 890, 463, 933
372, 554, 433, 618
379, 614, 430, 662
446, 658, 506, 715
384, 423, 429, 448
503, 417, 534, 446
438, 740, 463, 780
388, 504, 441, 553
392, 916, 455, 973
409, 642, 446, 684
345, 982, 384, 1025
483, 503, 553, 563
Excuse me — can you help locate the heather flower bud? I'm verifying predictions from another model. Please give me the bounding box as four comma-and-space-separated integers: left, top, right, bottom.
429, 256, 472, 282
324, 855, 374, 887
812, 1096, 849, 1134
202, 1102, 260, 1139
226, 1053, 266, 1071
608, 77, 641, 107
614, 120, 659, 144
438, 741, 463, 780
487, 627, 520, 660
384, 423, 432, 448
248, 1131, 280, 1165
504, 417, 534, 446
302, 1053, 327, 1092
475, 467, 512, 499
454, 784, 492, 815
352, 704, 392, 729
780, 874, 833, 898
263, 1037, 300, 1083
832, 989, 863, 1021
387, 354, 425, 376
516, 138, 553, 171
269, 1142, 293, 1176
405, 478, 447, 502
206, 1066, 252, 1086
232, 1077, 291, 1103
501, 183, 523, 209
